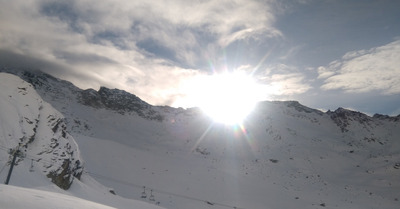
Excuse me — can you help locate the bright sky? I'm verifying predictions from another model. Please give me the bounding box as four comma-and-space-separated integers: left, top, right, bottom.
0, 0, 399, 115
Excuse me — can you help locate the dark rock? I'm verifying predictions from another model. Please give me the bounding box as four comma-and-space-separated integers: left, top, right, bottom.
47, 159, 82, 190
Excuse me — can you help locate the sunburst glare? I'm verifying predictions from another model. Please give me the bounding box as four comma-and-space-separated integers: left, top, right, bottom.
185, 71, 264, 125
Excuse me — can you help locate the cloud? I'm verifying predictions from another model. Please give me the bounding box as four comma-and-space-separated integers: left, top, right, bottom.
0, 0, 281, 107
319, 40, 400, 95
33, 0, 281, 66
257, 64, 312, 98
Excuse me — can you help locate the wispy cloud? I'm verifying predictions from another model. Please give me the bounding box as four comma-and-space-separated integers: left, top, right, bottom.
319, 40, 400, 95
0, 0, 281, 106
257, 64, 312, 98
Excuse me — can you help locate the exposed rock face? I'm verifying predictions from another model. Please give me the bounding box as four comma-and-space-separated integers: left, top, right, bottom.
6, 69, 164, 121
44, 116, 83, 190
79, 87, 164, 120
0, 72, 83, 190
4, 68, 400, 131
373, 113, 400, 122
327, 107, 373, 132
47, 159, 82, 190
284, 101, 324, 115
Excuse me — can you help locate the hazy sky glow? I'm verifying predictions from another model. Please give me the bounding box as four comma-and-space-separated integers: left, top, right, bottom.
1, 0, 399, 115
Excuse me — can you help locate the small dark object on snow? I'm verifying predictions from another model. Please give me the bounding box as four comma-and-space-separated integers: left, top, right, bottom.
206, 201, 214, 205
269, 159, 278, 163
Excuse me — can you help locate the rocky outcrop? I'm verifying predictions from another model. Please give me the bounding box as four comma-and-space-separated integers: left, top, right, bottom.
0, 72, 84, 190
284, 101, 324, 115
47, 158, 83, 190
78, 87, 164, 121
44, 116, 84, 190
327, 107, 372, 132
3, 69, 165, 121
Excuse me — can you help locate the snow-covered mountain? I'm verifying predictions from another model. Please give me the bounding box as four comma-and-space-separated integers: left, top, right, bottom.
0, 72, 165, 209
1, 69, 399, 209
0, 72, 83, 190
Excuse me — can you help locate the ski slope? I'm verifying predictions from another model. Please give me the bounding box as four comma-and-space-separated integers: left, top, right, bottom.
0, 185, 116, 209
1, 71, 399, 209
0, 72, 165, 209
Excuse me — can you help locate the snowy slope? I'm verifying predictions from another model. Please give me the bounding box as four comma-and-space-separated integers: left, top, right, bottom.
0, 72, 165, 209
0, 184, 116, 209
0, 72, 83, 189
0, 183, 163, 209
1, 70, 400, 209
72, 102, 400, 209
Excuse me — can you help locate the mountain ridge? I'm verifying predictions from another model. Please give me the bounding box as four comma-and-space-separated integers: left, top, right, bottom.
2, 68, 398, 123
0, 71, 166, 209
1, 68, 399, 209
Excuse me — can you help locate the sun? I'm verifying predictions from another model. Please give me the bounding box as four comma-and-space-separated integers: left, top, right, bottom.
187, 72, 262, 124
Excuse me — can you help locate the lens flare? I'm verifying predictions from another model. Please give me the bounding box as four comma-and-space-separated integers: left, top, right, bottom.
188, 71, 263, 125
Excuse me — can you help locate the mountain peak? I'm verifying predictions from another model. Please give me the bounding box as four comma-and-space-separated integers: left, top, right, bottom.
1, 71, 399, 209
1, 69, 165, 121
327, 107, 372, 132
283, 100, 324, 115
80, 86, 163, 120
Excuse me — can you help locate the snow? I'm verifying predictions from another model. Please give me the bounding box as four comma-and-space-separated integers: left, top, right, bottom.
71, 110, 400, 209
66, 97, 400, 209
72, 102, 400, 208
0, 184, 116, 209
1, 71, 400, 209
0, 73, 165, 209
